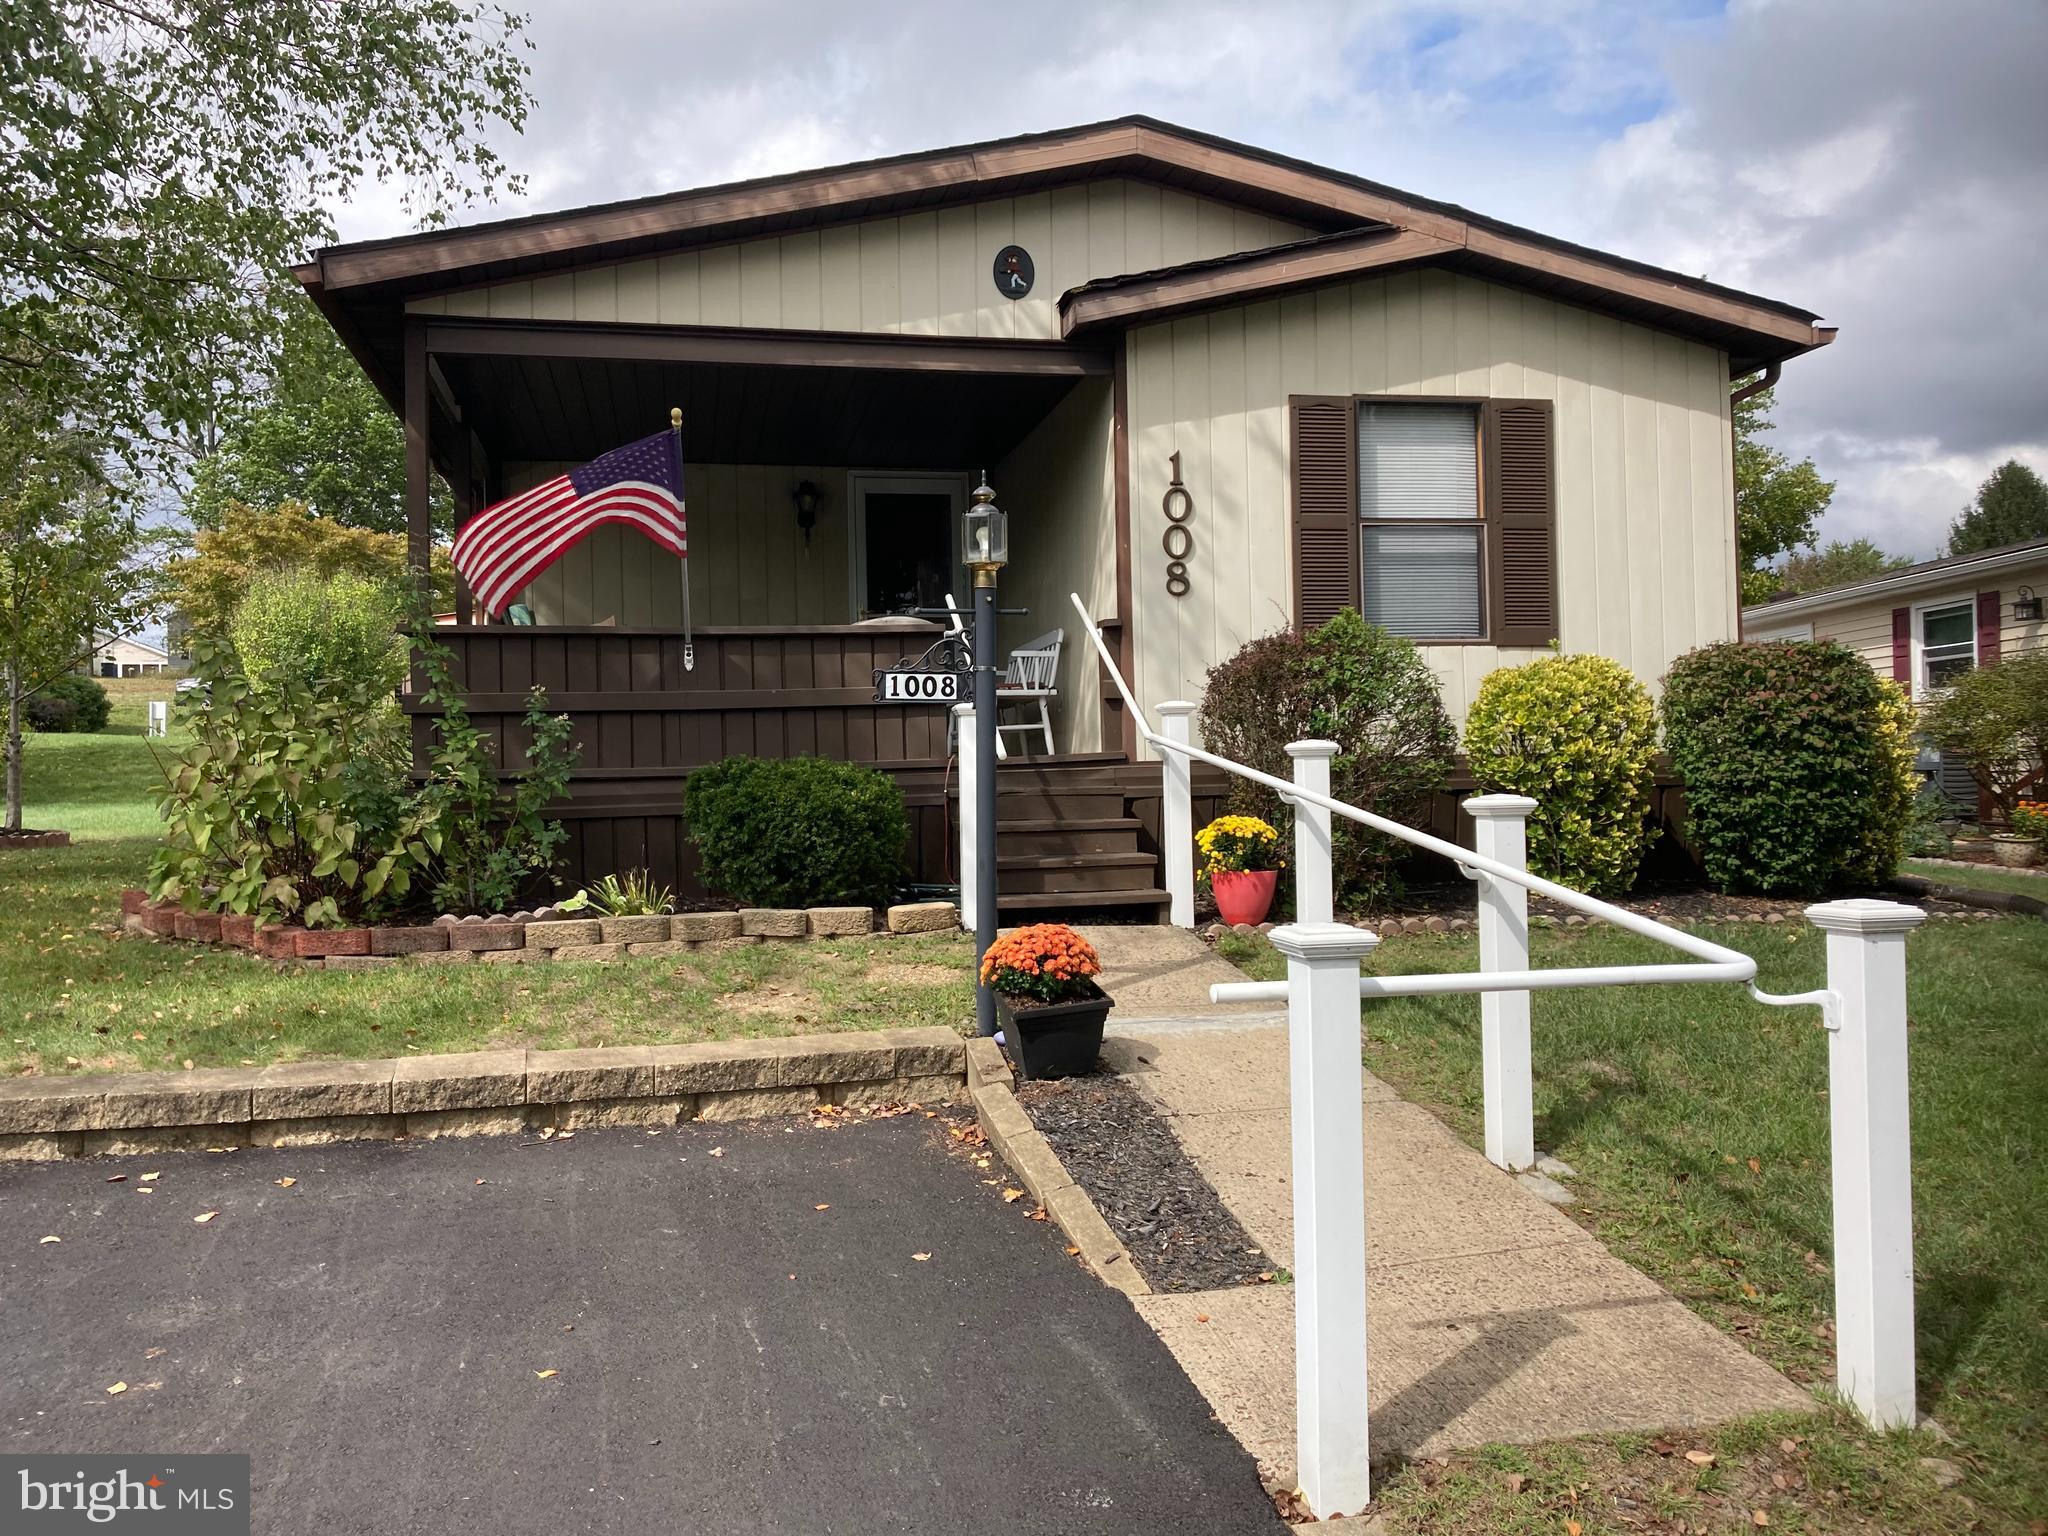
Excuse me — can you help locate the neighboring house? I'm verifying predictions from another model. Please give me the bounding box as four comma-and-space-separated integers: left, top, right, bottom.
298, 117, 1833, 906
1743, 536, 2048, 810
83, 636, 172, 678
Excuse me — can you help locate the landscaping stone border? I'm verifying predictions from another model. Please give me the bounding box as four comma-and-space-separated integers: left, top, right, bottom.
0, 1027, 966, 1161
965, 1037, 1149, 1301
1, 829, 71, 850
113, 891, 961, 966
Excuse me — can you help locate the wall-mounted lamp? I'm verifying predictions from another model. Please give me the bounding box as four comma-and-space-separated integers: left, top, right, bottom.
791, 480, 822, 547
2014, 586, 2042, 622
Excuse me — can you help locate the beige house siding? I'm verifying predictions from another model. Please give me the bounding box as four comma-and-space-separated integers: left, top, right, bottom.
991, 377, 1118, 753
504, 462, 852, 627
1124, 268, 1737, 730
1799, 562, 2048, 697
406, 181, 1309, 340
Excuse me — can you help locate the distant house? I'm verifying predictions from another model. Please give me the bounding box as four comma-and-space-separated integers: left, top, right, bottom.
1742, 536, 2048, 808
83, 636, 172, 678
297, 116, 1836, 907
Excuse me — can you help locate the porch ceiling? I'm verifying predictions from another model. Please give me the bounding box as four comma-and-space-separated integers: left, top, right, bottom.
439, 353, 1087, 470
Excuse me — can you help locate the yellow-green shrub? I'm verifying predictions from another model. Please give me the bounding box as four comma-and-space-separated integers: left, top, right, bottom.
1463, 654, 1659, 896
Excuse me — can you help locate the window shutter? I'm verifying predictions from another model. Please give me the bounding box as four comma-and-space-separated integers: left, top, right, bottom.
1290, 396, 1358, 632
1891, 607, 1911, 684
1483, 399, 1557, 645
1977, 590, 2002, 667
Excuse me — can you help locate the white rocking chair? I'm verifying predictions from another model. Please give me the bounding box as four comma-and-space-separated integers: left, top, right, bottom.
995, 628, 1062, 756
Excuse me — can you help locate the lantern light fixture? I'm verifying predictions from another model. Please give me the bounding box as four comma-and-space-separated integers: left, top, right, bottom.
963, 473, 1008, 580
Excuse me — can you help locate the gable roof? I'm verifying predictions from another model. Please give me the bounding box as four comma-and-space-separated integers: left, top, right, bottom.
1741, 536, 2048, 620
298, 115, 1833, 395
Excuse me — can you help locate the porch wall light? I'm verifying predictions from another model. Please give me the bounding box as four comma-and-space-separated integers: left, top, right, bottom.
792, 480, 822, 547
2014, 587, 2042, 623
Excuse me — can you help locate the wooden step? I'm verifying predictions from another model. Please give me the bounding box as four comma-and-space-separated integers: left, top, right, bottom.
992, 787, 1128, 821
996, 851, 1159, 895
997, 887, 1172, 917
996, 817, 1144, 856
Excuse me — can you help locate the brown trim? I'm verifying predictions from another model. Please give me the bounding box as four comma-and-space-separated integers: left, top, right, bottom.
403, 318, 430, 575
420, 317, 1113, 377
452, 427, 474, 625
1288, 395, 1359, 632
1976, 589, 2002, 668
1110, 343, 1137, 758
1481, 398, 1559, 646
1063, 228, 1451, 335
401, 688, 911, 715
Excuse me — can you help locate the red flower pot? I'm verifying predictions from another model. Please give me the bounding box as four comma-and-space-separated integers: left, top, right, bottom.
1211, 868, 1278, 927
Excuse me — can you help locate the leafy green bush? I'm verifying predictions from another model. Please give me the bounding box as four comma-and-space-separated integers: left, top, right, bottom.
28, 675, 111, 733
686, 756, 909, 907
1662, 641, 1917, 895
1463, 654, 1659, 896
1919, 651, 2048, 821
1199, 610, 1455, 907
229, 564, 407, 700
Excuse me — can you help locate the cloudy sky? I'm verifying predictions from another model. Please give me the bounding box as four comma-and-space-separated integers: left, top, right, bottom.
336, 0, 2045, 560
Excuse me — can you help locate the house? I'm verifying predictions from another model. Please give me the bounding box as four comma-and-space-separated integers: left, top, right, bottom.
297, 117, 1833, 906
1743, 535, 2048, 807
83, 636, 172, 678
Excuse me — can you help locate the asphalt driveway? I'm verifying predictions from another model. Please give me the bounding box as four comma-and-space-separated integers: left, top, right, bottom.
1, 1113, 1285, 1534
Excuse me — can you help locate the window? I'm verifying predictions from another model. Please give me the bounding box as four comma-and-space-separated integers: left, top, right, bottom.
1356, 402, 1482, 639
1918, 600, 1976, 691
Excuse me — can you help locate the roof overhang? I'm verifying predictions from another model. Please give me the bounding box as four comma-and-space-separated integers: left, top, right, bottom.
1740, 539, 2048, 621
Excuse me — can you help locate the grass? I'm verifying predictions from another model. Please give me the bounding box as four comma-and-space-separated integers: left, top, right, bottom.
3, 679, 975, 1076
1901, 857, 2047, 899
1218, 919, 2047, 1532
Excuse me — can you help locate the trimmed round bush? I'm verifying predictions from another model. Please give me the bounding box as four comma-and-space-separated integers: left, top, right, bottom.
1464, 654, 1659, 896
1662, 641, 1917, 895
1200, 610, 1456, 907
685, 755, 910, 907
26, 675, 110, 733
229, 564, 407, 698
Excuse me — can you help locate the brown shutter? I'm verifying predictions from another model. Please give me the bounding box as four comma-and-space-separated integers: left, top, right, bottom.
1891, 607, 1911, 683
1289, 395, 1357, 632
1483, 399, 1557, 645
1976, 590, 2002, 667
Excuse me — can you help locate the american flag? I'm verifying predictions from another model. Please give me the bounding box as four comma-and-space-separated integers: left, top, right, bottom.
452, 428, 687, 617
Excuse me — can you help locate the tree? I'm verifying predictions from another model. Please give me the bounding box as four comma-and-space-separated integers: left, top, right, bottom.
1949, 460, 2048, 556
185, 294, 452, 534
0, 2, 531, 457
1, 423, 156, 830
1777, 538, 1913, 594
1734, 384, 1836, 606
164, 502, 453, 638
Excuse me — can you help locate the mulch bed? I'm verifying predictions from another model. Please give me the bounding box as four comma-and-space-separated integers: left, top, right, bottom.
1014, 1074, 1273, 1292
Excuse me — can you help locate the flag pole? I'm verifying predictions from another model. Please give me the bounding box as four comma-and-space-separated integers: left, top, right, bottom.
671, 406, 694, 672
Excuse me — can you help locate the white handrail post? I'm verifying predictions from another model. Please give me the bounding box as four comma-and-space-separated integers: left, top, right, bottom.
954, 702, 977, 925
1465, 795, 1538, 1171
1158, 702, 1197, 928
1272, 919, 1379, 1518
1807, 898, 1924, 1429
1286, 740, 1339, 924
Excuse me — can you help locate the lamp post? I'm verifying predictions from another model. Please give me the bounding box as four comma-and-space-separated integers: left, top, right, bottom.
964, 475, 1009, 1037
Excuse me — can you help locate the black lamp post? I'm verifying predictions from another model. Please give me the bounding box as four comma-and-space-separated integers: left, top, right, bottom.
963, 475, 1008, 1037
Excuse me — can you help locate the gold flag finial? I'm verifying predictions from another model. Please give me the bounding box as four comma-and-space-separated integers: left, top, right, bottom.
670, 406, 682, 429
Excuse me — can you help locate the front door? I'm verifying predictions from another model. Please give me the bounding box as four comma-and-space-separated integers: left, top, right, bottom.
850, 473, 965, 617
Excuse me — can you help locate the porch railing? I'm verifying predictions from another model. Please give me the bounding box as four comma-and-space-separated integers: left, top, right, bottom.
1069, 593, 1923, 1518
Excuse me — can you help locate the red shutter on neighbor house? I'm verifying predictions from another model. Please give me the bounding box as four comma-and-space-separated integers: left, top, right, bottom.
1483, 399, 1559, 645
1891, 607, 1911, 684
1977, 590, 2002, 667
1290, 396, 1358, 632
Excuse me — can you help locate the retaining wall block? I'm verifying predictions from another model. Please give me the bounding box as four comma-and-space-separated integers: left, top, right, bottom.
525, 919, 602, 949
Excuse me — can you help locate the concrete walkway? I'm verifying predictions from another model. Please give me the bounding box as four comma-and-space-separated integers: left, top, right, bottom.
1082, 927, 1812, 1480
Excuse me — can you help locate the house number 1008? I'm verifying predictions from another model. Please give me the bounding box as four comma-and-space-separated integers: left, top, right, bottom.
1162, 451, 1194, 598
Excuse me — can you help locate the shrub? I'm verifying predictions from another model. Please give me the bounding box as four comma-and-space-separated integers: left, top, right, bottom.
1199, 610, 1455, 907
685, 756, 909, 908
1463, 654, 1659, 896
583, 870, 675, 916
1919, 651, 2048, 820
1196, 814, 1283, 879
979, 923, 1102, 1004
28, 675, 111, 733
229, 564, 407, 701
1662, 641, 1917, 895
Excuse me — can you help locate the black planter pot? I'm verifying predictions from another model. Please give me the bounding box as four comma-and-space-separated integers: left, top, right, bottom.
996, 984, 1113, 1080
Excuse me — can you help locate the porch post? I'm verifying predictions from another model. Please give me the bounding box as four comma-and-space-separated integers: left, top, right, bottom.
1158, 701, 1195, 928
403, 317, 431, 580
1465, 794, 1536, 1171
452, 427, 475, 625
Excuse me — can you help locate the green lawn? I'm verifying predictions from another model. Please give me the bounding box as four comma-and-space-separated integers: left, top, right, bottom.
1901, 857, 2048, 899
1219, 919, 2047, 1532
3, 683, 974, 1077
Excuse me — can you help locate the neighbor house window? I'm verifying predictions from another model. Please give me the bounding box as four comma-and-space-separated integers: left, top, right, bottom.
1356, 401, 1482, 639
1918, 600, 1976, 691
